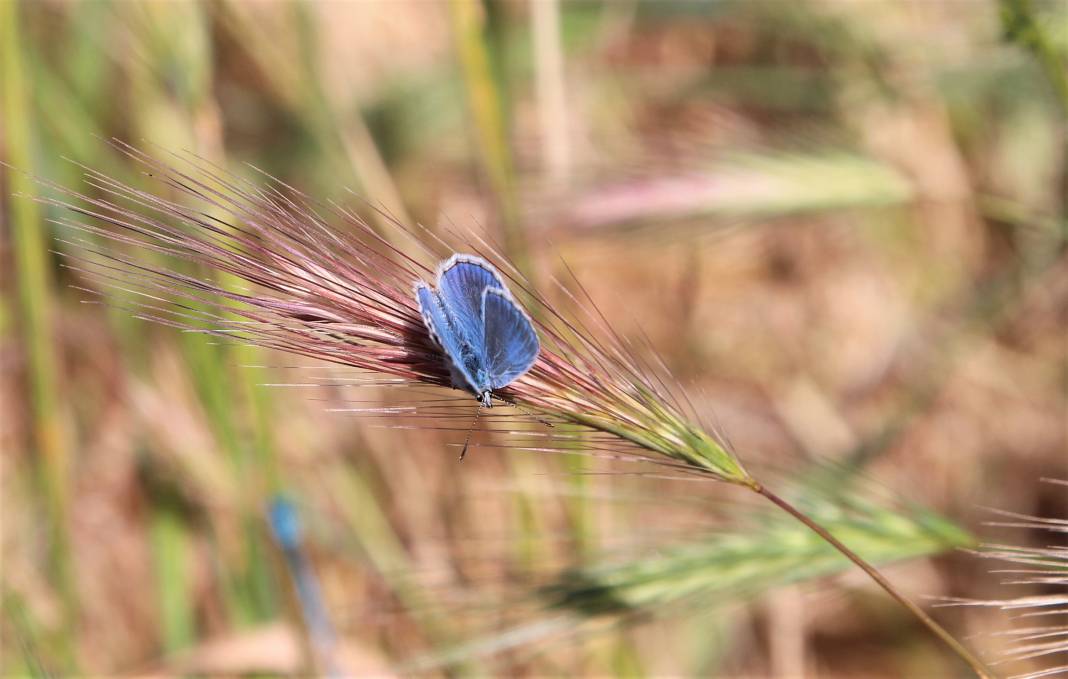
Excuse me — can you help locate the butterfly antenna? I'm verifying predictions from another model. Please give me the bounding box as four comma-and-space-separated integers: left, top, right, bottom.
459, 405, 483, 462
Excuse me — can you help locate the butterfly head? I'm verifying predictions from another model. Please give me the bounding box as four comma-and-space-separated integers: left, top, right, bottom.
478, 390, 493, 408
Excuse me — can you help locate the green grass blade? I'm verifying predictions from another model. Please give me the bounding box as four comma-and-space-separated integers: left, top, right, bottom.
407, 486, 972, 672
1, 3, 76, 669
543, 497, 971, 616
450, 0, 530, 275
563, 150, 915, 234
151, 507, 196, 652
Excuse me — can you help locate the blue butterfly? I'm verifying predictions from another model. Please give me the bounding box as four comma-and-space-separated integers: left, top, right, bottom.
414, 254, 540, 409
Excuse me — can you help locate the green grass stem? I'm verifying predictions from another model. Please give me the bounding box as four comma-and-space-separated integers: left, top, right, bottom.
450, 0, 531, 276
128, 0, 282, 626
1, 3, 76, 667
150, 507, 196, 652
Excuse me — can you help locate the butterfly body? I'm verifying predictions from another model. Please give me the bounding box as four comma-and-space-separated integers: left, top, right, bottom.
415, 254, 539, 407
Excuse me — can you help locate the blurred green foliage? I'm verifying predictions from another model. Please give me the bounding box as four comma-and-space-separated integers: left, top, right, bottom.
2, 0, 1065, 676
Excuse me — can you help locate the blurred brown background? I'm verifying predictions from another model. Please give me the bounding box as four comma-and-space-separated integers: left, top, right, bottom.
1, 0, 1066, 676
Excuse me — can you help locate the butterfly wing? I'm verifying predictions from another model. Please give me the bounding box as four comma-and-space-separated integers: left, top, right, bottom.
482, 287, 540, 390
437, 255, 505, 344
415, 282, 482, 394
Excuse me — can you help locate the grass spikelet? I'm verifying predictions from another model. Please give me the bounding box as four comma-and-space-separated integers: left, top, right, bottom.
544, 493, 973, 617
402, 485, 975, 672
42, 141, 750, 484
38, 141, 992, 676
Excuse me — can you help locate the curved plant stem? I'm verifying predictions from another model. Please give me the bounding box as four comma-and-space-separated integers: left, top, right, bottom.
750, 481, 996, 679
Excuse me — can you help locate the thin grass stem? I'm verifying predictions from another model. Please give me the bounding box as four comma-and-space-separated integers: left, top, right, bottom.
752, 481, 997, 679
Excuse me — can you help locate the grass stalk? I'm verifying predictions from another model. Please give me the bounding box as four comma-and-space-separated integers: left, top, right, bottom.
449, 0, 531, 276
132, 0, 283, 625
214, 1, 413, 235
1, 590, 52, 678
750, 481, 996, 679
289, 2, 415, 232
1, 2, 76, 666
531, 0, 571, 184
150, 507, 195, 652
